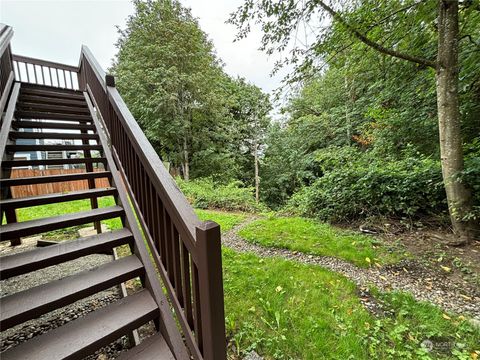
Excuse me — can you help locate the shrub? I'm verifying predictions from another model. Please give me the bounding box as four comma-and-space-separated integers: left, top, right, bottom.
461, 137, 480, 221
177, 177, 264, 212
285, 152, 447, 221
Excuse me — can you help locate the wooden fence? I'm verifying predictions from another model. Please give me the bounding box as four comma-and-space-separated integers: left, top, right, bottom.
10, 168, 111, 198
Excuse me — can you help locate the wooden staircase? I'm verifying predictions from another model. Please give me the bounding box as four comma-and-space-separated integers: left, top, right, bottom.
1, 24, 226, 360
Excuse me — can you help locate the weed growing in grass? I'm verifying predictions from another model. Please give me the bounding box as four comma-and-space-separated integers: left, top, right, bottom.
238, 216, 404, 267
223, 249, 480, 359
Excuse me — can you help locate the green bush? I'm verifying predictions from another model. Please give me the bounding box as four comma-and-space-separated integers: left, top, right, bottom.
286, 149, 447, 221
177, 177, 264, 212
461, 137, 480, 221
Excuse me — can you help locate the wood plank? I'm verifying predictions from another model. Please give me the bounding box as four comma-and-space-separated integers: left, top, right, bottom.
2, 158, 107, 168
9, 131, 99, 141
19, 94, 87, 108
0, 205, 124, 240
12, 120, 95, 131
0, 229, 133, 280
20, 85, 84, 99
116, 333, 175, 360
17, 102, 90, 115
0, 255, 144, 330
15, 110, 92, 122
6, 144, 102, 152
0, 187, 116, 209
0, 171, 110, 187
0, 289, 158, 360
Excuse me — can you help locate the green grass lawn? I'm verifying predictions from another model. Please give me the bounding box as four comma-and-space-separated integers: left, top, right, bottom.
238, 216, 404, 267
2, 196, 124, 238
223, 248, 480, 359
195, 209, 246, 232
2, 199, 244, 239
2, 203, 478, 358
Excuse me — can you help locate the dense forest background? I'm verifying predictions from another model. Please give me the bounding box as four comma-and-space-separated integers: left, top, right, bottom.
112, 0, 480, 237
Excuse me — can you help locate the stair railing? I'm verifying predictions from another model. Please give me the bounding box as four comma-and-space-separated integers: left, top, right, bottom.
0, 24, 14, 117
78, 46, 226, 360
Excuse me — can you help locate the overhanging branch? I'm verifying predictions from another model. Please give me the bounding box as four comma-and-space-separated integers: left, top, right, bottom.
316, 1, 437, 68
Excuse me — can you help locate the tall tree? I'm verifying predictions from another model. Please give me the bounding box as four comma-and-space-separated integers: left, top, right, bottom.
230, 0, 480, 242
112, 0, 224, 180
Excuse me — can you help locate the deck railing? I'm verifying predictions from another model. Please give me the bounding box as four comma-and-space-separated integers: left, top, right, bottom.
0, 22, 226, 358
12, 54, 79, 90
79, 47, 226, 360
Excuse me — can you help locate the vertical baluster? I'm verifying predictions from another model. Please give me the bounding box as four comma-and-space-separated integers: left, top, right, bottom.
145, 175, 152, 231
155, 195, 165, 255
150, 182, 159, 249
25, 63, 30, 82
160, 206, 168, 267
15, 62, 21, 81
63, 69, 67, 88
181, 243, 194, 328
69, 71, 74, 90
163, 209, 174, 277
48, 67, 53, 85
40, 65, 45, 85
172, 227, 183, 304
192, 263, 203, 352
33, 64, 38, 84
56, 68, 61, 87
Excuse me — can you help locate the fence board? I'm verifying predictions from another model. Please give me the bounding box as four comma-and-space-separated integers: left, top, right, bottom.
9, 169, 110, 198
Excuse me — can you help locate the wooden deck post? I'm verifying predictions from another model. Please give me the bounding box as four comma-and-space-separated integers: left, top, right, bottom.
196, 221, 226, 360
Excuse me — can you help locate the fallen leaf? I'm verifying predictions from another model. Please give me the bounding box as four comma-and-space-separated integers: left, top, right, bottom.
365, 257, 371, 264
440, 265, 451, 272
380, 276, 387, 281
275, 286, 283, 293
460, 294, 472, 300
442, 313, 451, 320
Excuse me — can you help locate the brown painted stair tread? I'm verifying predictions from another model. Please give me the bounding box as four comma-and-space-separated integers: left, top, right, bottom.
0, 170, 111, 187
0, 188, 116, 210
12, 120, 95, 131
116, 332, 175, 360
20, 87, 85, 101
0, 289, 158, 360
14, 110, 92, 122
1, 158, 107, 168
0, 205, 124, 240
17, 102, 91, 115
1, 255, 144, 330
9, 131, 99, 140
18, 94, 88, 107
0, 228, 133, 280
5, 144, 102, 152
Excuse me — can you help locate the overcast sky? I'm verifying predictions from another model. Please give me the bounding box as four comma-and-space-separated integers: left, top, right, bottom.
0, 0, 289, 97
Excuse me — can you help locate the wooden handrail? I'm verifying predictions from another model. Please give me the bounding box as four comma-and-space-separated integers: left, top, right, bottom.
12, 53, 79, 90
12, 54, 78, 73
78, 45, 226, 360
0, 24, 14, 117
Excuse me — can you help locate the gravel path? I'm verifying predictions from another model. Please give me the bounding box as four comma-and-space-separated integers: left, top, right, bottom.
223, 217, 480, 321
0, 239, 130, 359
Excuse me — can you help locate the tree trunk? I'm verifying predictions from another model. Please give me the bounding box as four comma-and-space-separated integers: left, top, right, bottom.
182, 134, 190, 181
254, 141, 260, 203
436, 0, 476, 242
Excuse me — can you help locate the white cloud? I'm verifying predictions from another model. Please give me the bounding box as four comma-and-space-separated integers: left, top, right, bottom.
0, 0, 290, 96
